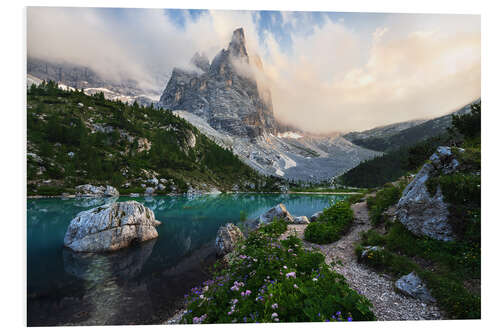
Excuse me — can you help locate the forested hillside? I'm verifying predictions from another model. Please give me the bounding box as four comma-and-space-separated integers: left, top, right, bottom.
344, 101, 477, 153
27, 81, 285, 196
339, 102, 480, 188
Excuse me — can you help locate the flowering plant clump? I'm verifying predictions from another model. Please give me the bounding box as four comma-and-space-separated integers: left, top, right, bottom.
181, 219, 375, 324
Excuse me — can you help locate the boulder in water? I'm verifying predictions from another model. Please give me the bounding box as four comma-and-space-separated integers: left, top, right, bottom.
64, 201, 161, 252
292, 216, 310, 224
256, 203, 294, 225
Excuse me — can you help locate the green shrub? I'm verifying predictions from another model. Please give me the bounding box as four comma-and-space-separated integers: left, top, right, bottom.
304, 200, 354, 244
181, 220, 375, 323
357, 223, 480, 319
366, 184, 401, 225
347, 193, 364, 205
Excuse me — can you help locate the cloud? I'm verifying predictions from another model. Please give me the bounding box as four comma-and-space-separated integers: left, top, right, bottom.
27, 8, 480, 132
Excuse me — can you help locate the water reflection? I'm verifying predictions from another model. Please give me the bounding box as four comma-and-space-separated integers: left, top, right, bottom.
27, 193, 345, 326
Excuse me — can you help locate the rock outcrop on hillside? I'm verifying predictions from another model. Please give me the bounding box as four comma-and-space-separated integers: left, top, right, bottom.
396, 146, 462, 241
75, 184, 119, 197
160, 28, 278, 138
64, 201, 161, 252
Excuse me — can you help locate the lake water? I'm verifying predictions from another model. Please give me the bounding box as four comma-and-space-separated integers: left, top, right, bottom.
27, 193, 346, 326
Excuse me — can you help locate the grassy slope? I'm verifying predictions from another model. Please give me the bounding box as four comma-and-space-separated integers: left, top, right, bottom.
356, 105, 481, 319
27, 82, 285, 195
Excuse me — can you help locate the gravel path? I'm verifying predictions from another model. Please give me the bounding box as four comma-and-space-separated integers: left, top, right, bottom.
283, 201, 443, 321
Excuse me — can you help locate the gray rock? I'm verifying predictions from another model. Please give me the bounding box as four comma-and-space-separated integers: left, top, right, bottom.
215, 223, 244, 257
157, 184, 166, 191
359, 246, 384, 260
310, 211, 323, 222
396, 146, 460, 241
395, 272, 436, 303
148, 178, 159, 186
75, 184, 119, 197
292, 216, 310, 224
104, 185, 119, 197
256, 203, 294, 225
63, 201, 161, 252
145, 187, 155, 196
130, 193, 140, 197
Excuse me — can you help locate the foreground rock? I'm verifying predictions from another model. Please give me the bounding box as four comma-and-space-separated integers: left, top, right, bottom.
64, 201, 161, 252
75, 184, 119, 197
395, 272, 436, 303
256, 203, 294, 225
309, 211, 323, 222
215, 223, 244, 257
396, 146, 461, 241
292, 216, 310, 224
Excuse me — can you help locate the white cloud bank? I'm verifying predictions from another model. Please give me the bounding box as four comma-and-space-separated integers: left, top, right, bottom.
27, 8, 480, 133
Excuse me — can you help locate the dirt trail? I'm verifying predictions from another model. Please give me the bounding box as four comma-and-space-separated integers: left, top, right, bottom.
283, 200, 443, 321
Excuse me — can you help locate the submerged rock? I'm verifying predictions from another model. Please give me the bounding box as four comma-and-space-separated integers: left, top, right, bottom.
215, 223, 244, 257
64, 201, 161, 252
396, 146, 461, 241
62, 238, 157, 281
395, 272, 436, 303
256, 203, 294, 225
75, 184, 119, 197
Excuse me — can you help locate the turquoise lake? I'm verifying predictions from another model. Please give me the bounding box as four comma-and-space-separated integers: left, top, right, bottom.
27, 193, 346, 326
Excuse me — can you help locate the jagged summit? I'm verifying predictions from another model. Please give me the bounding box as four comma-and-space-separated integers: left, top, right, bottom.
228, 27, 249, 61
159, 27, 278, 138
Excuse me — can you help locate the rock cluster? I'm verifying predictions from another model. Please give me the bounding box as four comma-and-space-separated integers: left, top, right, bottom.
396, 146, 461, 241
64, 201, 161, 252
255, 203, 294, 225
215, 223, 244, 257
75, 184, 119, 197
254, 203, 313, 226
395, 272, 436, 303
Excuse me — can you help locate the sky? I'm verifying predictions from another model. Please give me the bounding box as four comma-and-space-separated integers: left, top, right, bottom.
27, 7, 481, 133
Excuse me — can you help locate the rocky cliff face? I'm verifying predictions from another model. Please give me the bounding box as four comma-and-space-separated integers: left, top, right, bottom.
159, 28, 278, 138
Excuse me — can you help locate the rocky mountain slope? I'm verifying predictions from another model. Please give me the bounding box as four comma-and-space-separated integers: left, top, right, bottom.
174, 110, 380, 182
27, 57, 160, 107
160, 28, 380, 181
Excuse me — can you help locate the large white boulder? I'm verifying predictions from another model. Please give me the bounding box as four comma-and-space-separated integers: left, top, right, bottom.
64, 201, 161, 252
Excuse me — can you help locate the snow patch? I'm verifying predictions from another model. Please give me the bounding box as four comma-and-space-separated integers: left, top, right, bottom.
275, 169, 285, 177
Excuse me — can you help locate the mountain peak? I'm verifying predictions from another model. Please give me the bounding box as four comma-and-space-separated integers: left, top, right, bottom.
228, 27, 248, 60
